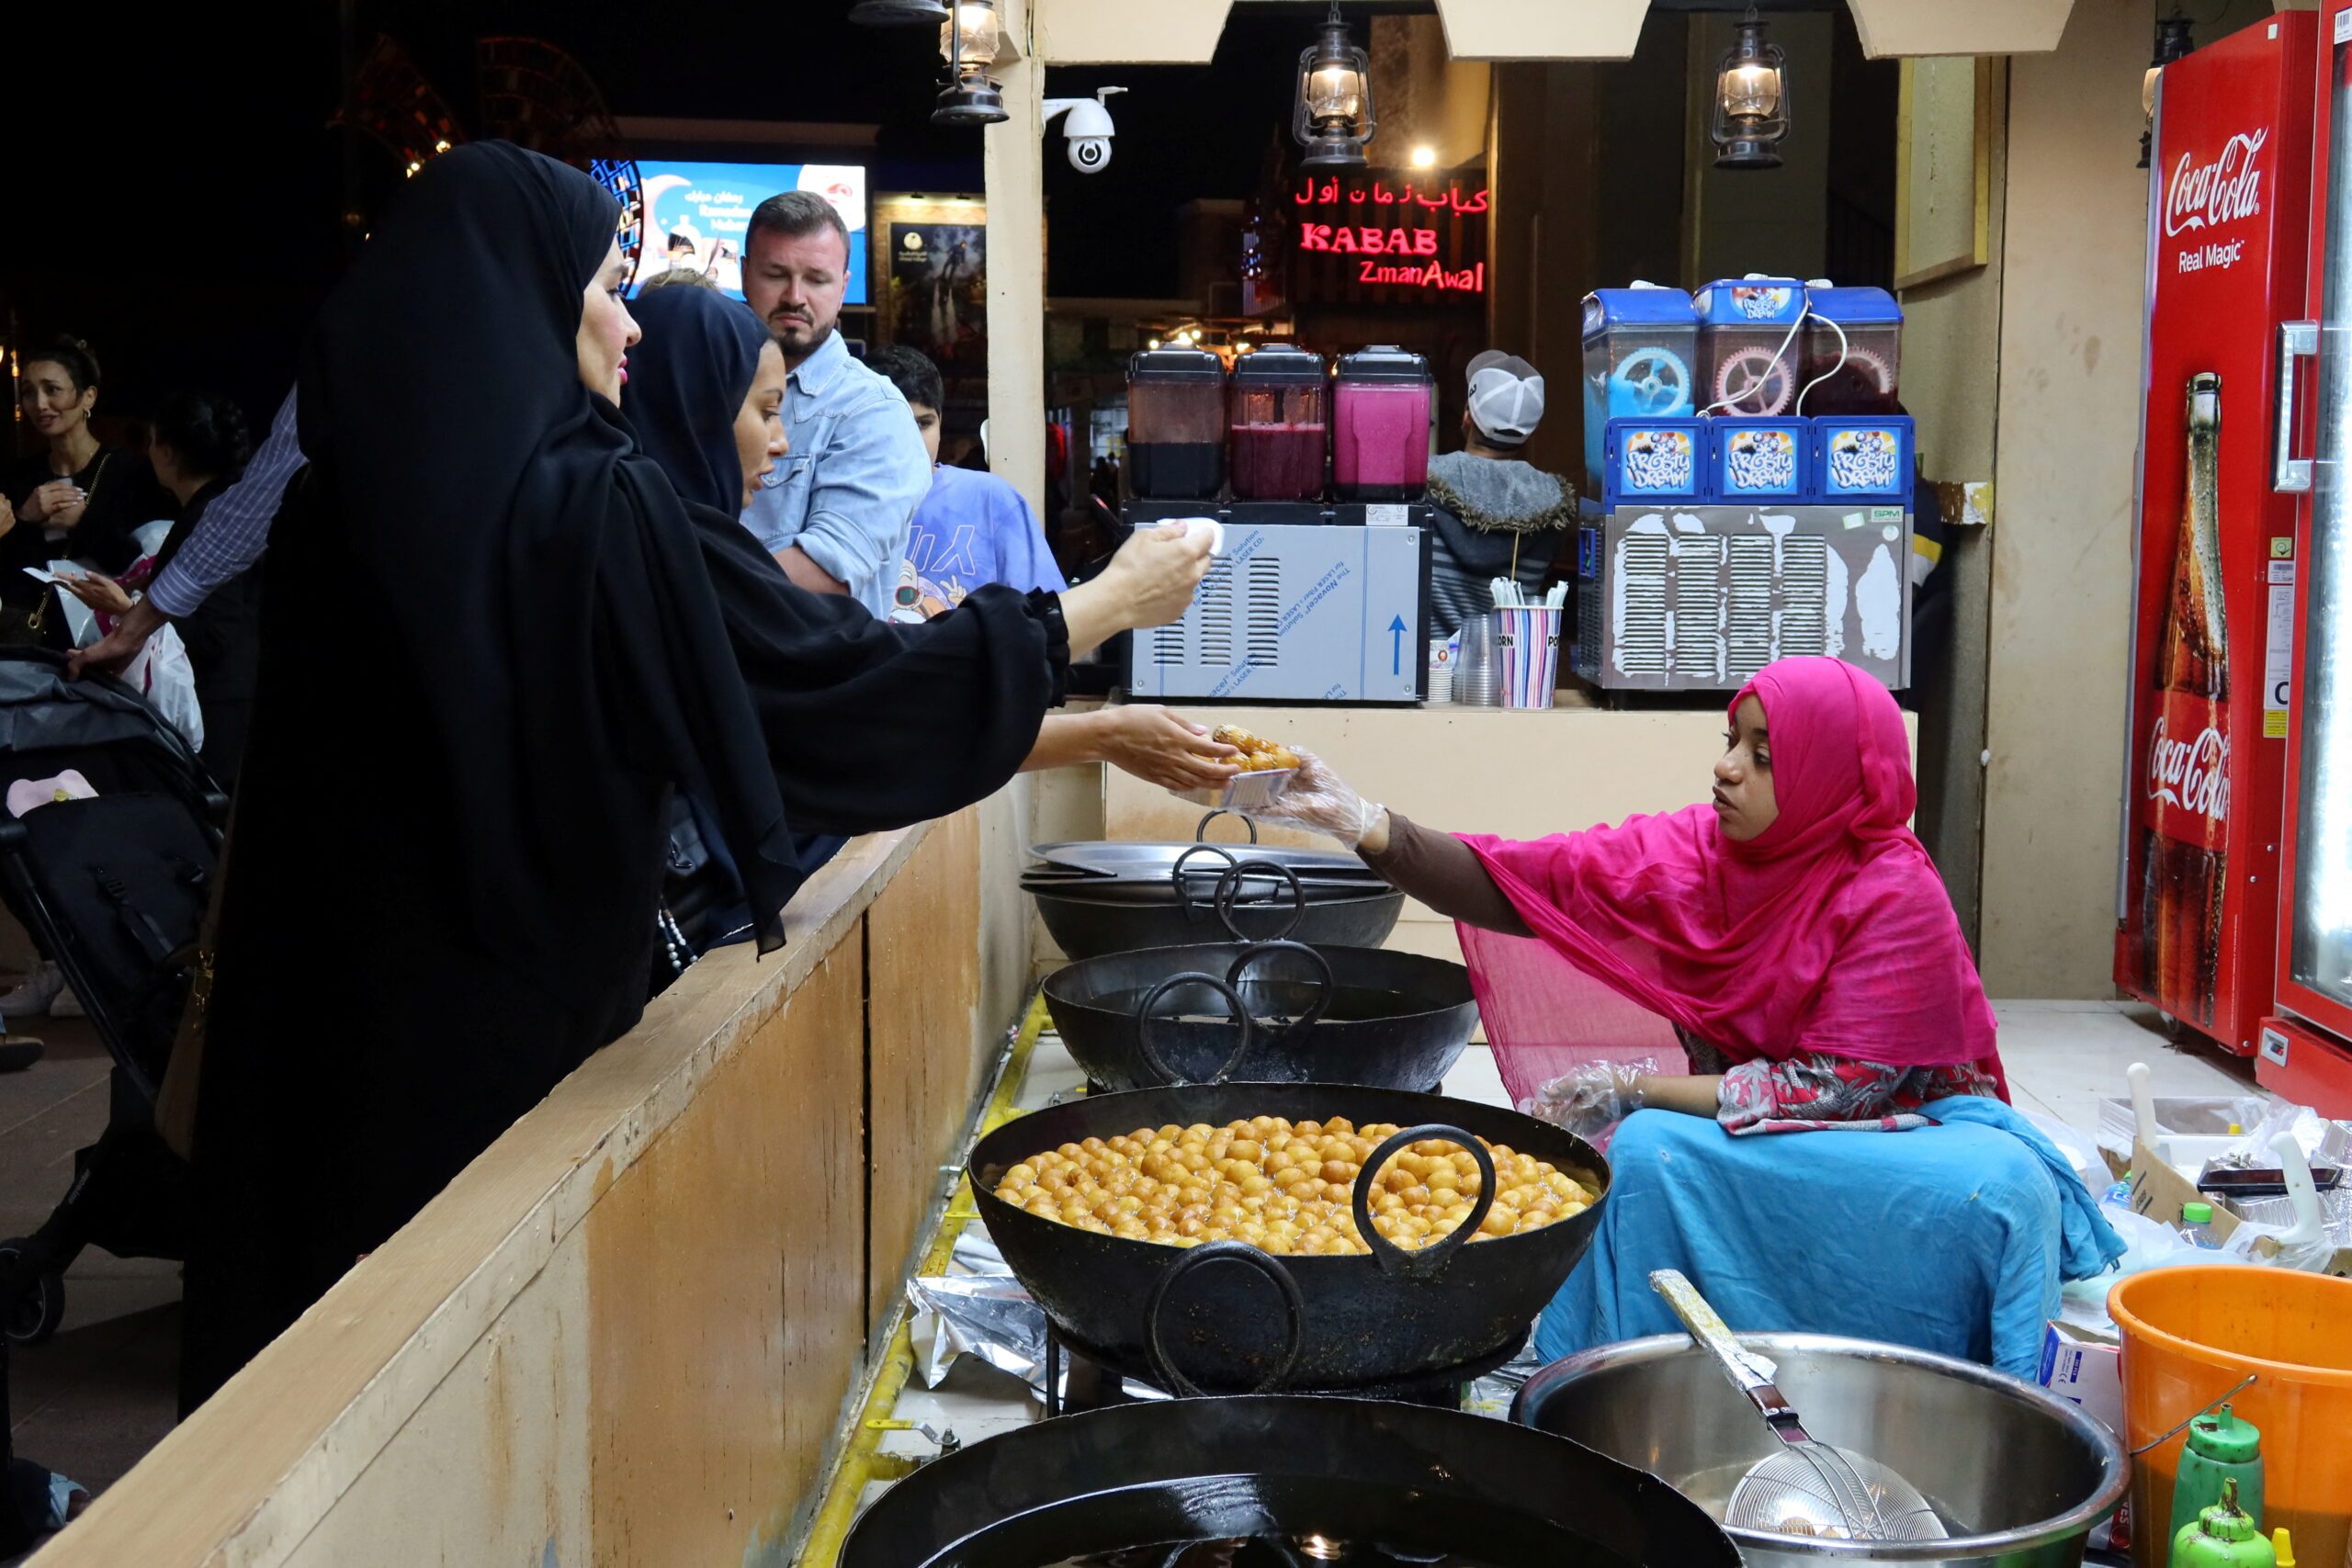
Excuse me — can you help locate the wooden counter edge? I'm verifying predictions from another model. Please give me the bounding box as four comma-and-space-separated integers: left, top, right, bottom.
28, 822, 936, 1568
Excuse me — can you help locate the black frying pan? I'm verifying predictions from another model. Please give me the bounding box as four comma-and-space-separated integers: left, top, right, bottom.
839, 1393, 1740, 1567
1041, 938, 1476, 1093
969, 1083, 1606, 1393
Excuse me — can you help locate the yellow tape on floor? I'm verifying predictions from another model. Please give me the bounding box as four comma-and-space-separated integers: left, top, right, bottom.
795, 989, 1050, 1566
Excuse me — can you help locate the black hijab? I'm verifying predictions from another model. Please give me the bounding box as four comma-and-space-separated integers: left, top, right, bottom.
625, 288, 769, 514
619, 279, 1070, 840
295, 141, 799, 964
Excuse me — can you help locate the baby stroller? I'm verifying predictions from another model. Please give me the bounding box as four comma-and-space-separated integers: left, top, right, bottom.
0, 646, 223, 1350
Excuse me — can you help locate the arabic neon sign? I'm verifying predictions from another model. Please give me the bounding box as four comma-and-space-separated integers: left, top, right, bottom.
1291, 175, 1490, 215
1290, 175, 1487, 295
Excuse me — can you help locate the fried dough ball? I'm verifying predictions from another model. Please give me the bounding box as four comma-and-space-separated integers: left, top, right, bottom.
992, 1116, 1596, 1253
1212, 725, 1305, 773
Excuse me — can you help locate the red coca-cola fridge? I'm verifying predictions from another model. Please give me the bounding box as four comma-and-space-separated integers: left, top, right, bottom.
2116, 11, 2314, 1058
2266, 0, 2352, 1112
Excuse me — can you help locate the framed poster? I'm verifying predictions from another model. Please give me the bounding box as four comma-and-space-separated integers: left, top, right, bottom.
888, 222, 989, 368
1894, 57, 1996, 289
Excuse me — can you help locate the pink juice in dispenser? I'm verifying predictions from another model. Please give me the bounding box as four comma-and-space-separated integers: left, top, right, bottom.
1333, 345, 1433, 502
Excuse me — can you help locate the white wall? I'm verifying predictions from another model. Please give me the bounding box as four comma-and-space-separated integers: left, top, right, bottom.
1978, 0, 2276, 997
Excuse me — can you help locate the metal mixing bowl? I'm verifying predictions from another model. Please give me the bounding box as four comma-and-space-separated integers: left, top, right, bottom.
1514, 1332, 2128, 1568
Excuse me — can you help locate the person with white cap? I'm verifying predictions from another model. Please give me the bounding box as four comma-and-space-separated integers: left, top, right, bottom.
1424, 349, 1577, 638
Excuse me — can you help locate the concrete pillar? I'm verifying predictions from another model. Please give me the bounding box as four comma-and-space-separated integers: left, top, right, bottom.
986, 0, 1046, 517
1978, 0, 2154, 997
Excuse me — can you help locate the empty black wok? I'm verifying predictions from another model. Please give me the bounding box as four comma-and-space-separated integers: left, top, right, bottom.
840, 1394, 1740, 1567
1028, 848, 1406, 964
1042, 937, 1476, 1093
968, 1082, 1607, 1394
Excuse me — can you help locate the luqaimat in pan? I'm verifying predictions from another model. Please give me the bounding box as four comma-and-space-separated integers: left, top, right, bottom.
994, 1117, 1595, 1255
1213, 726, 1304, 773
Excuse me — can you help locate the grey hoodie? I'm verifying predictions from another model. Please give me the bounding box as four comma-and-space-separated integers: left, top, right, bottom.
1423, 450, 1577, 637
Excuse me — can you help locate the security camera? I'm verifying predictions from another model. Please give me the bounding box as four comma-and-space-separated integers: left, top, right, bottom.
1043, 86, 1125, 175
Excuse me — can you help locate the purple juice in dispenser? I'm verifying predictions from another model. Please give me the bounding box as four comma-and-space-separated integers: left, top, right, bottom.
1332, 345, 1433, 502
1227, 342, 1329, 501
1800, 285, 1904, 416
1125, 346, 1227, 501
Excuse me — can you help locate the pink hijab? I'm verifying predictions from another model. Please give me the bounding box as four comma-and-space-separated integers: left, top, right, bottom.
1459, 657, 2003, 1086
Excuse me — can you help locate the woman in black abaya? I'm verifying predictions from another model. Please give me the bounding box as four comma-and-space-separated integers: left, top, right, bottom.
179, 143, 1209, 1408
622, 283, 1245, 959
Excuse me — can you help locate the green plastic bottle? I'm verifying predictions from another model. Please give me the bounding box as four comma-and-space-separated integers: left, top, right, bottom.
2172, 1480, 2276, 1568
2169, 1405, 2266, 1547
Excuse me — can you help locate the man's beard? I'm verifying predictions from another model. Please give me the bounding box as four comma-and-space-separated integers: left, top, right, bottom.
770, 312, 833, 356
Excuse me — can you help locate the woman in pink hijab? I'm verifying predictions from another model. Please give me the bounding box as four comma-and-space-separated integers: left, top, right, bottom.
1255, 655, 2006, 1135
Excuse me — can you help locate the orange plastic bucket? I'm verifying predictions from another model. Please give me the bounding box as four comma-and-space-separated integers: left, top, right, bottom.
2111, 1267, 2352, 1568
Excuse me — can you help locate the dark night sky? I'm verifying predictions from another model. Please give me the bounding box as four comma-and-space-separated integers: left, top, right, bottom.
1, 0, 1310, 438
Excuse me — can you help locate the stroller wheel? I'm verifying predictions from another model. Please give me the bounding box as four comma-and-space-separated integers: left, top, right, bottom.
0, 1241, 65, 1346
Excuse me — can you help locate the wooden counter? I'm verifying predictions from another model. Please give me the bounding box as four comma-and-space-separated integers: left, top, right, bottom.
30, 807, 1001, 1568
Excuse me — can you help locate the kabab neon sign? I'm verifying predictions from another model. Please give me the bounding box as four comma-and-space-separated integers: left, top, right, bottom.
1291, 175, 1488, 295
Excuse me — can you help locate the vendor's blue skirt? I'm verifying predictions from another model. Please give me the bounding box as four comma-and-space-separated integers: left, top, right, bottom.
1535, 1102, 2086, 1378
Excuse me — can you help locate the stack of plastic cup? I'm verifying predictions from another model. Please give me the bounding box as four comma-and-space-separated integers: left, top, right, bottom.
1453, 615, 1501, 707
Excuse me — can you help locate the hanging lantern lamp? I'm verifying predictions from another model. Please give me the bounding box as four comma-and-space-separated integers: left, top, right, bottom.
1294, 4, 1374, 170
933, 0, 1009, 126
1712, 7, 1790, 171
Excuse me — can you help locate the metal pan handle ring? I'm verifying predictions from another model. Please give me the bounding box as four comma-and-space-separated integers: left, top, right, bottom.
1351, 1122, 1499, 1280
1134, 971, 1258, 1087
1224, 939, 1335, 1040
1212, 858, 1306, 943
1195, 808, 1260, 845
1170, 843, 1241, 923
1144, 1239, 1306, 1398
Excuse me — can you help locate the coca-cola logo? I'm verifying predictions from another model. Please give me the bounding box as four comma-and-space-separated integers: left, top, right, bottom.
2165, 130, 2267, 239
2148, 716, 2231, 821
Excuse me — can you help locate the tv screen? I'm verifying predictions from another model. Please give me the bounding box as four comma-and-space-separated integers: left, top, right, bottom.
631, 160, 869, 305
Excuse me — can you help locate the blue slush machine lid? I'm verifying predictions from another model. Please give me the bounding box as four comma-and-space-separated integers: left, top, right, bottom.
1694, 276, 1806, 326
1804, 285, 1903, 326
1583, 286, 1698, 344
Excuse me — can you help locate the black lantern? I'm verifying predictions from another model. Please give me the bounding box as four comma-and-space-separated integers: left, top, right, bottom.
2139, 13, 2196, 169
1294, 4, 1374, 170
848, 0, 948, 23
1712, 8, 1789, 171
933, 0, 1009, 126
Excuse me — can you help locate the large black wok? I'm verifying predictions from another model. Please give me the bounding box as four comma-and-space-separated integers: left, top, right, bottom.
1027, 842, 1406, 964
840, 1394, 1740, 1567
1042, 937, 1476, 1093
969, 1083, 1607, 1394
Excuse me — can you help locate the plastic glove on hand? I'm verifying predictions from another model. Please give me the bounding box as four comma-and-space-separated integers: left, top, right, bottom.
1243, 750, 1382, 847
1520, 1059, 1654, 1139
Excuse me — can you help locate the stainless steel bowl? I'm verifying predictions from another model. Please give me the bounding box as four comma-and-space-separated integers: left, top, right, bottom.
1513, 1332, 2128, 1568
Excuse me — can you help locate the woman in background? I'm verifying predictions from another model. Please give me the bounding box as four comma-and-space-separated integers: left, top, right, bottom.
2, 338, 169, 644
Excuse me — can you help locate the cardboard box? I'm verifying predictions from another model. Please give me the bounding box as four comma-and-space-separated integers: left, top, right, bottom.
2039, 1323, 2130, 1553
2127, 1139, 2352, 1278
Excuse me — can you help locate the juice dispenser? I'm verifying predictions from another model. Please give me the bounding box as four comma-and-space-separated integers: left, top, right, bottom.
1332, 345, 1432, 502
1125, 346, 1227, 501
1800, 285, 1903, 415
1581, 285, 1699, 494
1227, 343, 1329, 502
1694, 276, 1805, 418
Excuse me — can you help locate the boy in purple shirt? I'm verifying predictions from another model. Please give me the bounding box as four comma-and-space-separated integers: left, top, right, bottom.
865, 347, 1066, 623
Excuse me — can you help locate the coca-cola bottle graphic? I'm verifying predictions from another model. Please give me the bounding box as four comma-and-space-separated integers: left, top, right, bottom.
2140, 370, 2229, 1028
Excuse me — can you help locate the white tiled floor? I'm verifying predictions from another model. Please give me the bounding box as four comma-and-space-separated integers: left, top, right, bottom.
1991, 998, 2265, 1133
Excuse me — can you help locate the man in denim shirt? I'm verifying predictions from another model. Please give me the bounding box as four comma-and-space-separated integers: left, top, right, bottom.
739, 190, 928, 618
